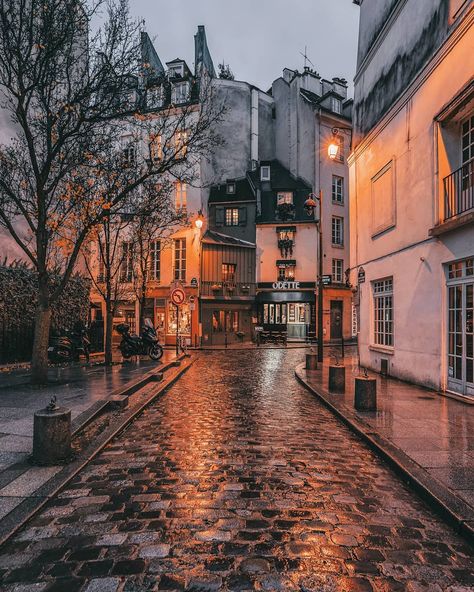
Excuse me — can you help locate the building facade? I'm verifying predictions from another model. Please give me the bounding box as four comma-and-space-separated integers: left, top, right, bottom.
271, 68, 354, 341
349, 0, 474, 399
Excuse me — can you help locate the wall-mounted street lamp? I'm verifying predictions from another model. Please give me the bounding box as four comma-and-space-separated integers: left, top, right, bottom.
328, 126, 353, 160
304, 194, 318, 218
194, 209, 204, 230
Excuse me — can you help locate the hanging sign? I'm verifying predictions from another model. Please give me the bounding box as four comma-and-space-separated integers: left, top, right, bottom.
170, 287, 186, 306
358, 267, 366, 284
322, 275, 332, 286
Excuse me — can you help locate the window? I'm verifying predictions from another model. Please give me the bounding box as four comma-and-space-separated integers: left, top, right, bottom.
226, 181, 236, 194
222, 263, 236, 283
278, 229, 295, 242
173, 238, 186, 281
122, 141, 137, 167
461, 115, 474, 165
331, 97, 342, 114
225, 208, 239, 226
332, 175, 344, 204
334, 135, 345, 163
332, 216, 344, 246
172, 81, 189, 104
175, 130, 188, 158
168, 63, 184, 78
147, 86, 164, 109
120, 242, 133, 282
371, 160, 395, 236
150, 240, 161, 281
277, 192, 293, 205
332, 259, 344, 283
97, 257, 105, 283
260, 166, 271, 181
448, 258, 474, 279
149, 134, 162, 161
373, 278, 393, 347
175, 182, 187, 211
212, 311, 239, 333
168, 302, 191, 335
277, 263, 295, 281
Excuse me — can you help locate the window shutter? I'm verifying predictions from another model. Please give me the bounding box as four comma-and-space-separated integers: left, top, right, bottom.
238, 207, 247, 226
215, 207, 224, 226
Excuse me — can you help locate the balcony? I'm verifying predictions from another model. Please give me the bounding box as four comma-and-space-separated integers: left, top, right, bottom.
201, 281, 256, 299
431, 158, 474, 236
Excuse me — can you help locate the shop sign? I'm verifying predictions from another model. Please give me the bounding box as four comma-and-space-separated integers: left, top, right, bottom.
358, 267, 366, 284
322, 275, 331, 286
255, 326, 264, 332
272, 281, 300, 290
190, 277, 198, 287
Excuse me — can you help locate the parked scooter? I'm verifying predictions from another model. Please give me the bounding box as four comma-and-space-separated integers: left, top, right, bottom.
48, 324, 91, 363
115, 318, 163, 361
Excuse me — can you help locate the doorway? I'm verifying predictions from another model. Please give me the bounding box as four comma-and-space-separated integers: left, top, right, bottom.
330, 300, 343, 340
447, 281, 474, 397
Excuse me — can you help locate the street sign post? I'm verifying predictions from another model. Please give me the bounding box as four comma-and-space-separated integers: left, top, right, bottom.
170, 287, 186, 355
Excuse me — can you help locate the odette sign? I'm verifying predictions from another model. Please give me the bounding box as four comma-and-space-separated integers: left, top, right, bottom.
272, 281, 300, 290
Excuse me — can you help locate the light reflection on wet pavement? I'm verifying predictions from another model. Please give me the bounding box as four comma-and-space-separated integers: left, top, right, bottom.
0, 350, 472, 591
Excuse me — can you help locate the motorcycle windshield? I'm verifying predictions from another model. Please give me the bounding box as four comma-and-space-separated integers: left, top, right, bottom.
143, 318, 154, 329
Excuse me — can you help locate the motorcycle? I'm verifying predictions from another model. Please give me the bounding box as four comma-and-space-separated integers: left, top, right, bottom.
115, 318, 163, 361
48, 327, 91, 363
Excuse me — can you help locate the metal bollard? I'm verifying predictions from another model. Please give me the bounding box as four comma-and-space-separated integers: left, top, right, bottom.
329, 365, 345, 393
354, 370, 377, 411
305, 348, 318, 371
33, 397, 71, 465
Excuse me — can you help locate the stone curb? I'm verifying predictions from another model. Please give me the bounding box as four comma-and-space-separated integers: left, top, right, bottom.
0, 355, 195, 549
295, 363, 474, 545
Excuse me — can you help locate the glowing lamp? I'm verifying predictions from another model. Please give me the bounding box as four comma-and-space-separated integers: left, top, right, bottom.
195, 210, 204, 229
328, 141, 339, 160
304, 194, 318, 217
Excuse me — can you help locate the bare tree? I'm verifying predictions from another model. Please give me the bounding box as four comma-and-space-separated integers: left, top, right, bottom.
0, 0, 223, 382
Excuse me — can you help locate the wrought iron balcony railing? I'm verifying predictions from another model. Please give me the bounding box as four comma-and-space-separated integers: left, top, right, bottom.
201, 281, 256, 298
443, 158, 474, 221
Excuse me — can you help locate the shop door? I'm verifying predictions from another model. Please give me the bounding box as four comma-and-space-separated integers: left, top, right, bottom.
448, 282, 474, 397
330, 301, 343, 340
287, 303, 308, 340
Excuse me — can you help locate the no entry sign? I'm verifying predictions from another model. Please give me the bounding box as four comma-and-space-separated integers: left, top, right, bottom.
170, 287, 186, 306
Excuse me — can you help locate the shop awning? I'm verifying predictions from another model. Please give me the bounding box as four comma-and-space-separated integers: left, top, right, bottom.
256, 291, 315, 303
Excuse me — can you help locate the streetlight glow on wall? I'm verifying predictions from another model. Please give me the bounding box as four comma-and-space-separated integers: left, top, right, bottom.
195, 210, 204, 230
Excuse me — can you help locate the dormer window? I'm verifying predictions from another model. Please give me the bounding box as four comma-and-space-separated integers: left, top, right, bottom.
168, 64, 184, 78
331, 97, 342, 114
261, 166, 271, 181
172, 81, 190, 104
147, 86, 164, 109
226, 181, 236, 194
277, 192, 293, 205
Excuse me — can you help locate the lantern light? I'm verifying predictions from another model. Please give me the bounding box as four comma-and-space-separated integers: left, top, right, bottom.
304, 193, 318, 217
195, 209, 204, 229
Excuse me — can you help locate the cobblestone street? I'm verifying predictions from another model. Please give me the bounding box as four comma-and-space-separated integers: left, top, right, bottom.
0, 350, 472, 592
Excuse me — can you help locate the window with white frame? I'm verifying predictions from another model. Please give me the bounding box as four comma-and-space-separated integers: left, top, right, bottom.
331, 97, 342, 114
149, 134, 162, 161
332, 175, 344, 204
332, 216, 344, 246
332, 259, 344, 283
277, 192, 293, 205
461, 115, 474, 165
175, 182, 187, 211
149, 240, 161, 281
260, 166, 271, 181
373, 278, 393, 347
173, 238, 186, 281
175, 130, 188, 158
225, 207, 239, 226
147, 86, 164, 109
120, 242, 133, 282
122, 141, 137, 167
168, 63, 184, 78
222, 263, 236, 283
172, 81, 189, 104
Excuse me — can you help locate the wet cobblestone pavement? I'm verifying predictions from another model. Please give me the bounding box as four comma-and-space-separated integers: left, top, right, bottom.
0, 350, 473, 591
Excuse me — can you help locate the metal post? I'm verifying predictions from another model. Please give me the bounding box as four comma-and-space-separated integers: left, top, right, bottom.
317, 207, 324, 363
341, 306, 345, 359
175, 304, 179, 357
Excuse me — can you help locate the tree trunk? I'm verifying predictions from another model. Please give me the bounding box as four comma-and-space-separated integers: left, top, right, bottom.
31, 285, 51, 385
104, 306, 114, 366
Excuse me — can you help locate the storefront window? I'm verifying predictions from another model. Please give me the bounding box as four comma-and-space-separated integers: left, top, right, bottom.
212, 310, 239, 333
168, 302, 191, 335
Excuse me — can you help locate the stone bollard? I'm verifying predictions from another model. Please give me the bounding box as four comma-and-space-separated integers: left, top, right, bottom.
354, 371, 377, 411
329, 364, 346, 393
305, 348, 318, 371
33, 397, 71, 465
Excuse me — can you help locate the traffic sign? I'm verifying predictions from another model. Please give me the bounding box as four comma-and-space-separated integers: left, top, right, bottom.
189, 295, 195, 303
170, 287, 186, 306
322, 275, 332, 286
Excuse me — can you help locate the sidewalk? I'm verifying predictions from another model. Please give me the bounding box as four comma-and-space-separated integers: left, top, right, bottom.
295, 349, 474, 540
0, 351, 176, 528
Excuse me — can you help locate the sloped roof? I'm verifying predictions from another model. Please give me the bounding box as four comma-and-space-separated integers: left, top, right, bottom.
202, 230, 255, 249
208, 177, 255, 204
247, 160, 311, 192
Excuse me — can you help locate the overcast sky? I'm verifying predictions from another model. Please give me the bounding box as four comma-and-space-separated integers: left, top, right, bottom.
129, 0, 360, 96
